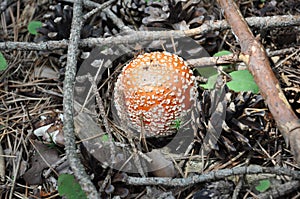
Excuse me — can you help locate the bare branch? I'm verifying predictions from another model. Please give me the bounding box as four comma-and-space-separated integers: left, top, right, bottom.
188, 46, 299, 68
125, 165, 300, 186
82, 0, 115, 21
63, 0, 99, 197
0, 142, 5, 182
1, 15, 299, 51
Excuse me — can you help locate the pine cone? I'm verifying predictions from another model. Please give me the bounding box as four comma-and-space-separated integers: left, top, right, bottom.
36, 3, 93, 42
193, 180, 234, 199
36, 4, 72, 41
142, 0, 219, 53
97, 11, 120, 38
142, 0, 204, 29
197, 83, 270, 159
111, 0, 147, 27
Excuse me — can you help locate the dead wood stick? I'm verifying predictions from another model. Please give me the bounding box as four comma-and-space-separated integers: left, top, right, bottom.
187, 46, 299, 68
63, 0, 99, 197
125, 165, 300, 186
1, 15, 300, 51
217, 0, 300, 164
0, 143, 5, 182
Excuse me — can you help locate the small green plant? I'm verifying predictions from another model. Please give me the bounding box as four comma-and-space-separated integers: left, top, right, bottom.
172, 119, 181, 130
28, 21, 42, 35
199, 50, 259, 93
0, 52, 7, 71
101, 134, 110, 142
255, 179, 271, 192
58, 174, 87, 199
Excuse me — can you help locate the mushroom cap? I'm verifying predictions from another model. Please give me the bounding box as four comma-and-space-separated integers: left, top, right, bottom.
113, 51, 198, 137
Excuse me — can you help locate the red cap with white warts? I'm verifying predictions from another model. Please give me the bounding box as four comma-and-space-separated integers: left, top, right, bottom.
113, 51, 198, 137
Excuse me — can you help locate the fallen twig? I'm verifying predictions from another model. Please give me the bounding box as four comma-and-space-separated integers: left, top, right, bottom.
62, 0, 99, 197
0, 142, 5, 182
125, 165, 300, 186
82, 0, 115, 21
1, 15, 299, 51
188, 46, 299, 68
187, 53, 240, 67
217, 0, 300, 164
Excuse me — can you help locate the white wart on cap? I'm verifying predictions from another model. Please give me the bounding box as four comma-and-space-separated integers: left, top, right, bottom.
114, 51, 198, 137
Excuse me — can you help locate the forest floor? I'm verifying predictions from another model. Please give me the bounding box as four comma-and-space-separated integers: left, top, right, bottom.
0, 0, 300, 198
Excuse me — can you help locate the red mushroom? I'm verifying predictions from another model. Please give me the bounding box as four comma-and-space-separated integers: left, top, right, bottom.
113, 51, 198, 137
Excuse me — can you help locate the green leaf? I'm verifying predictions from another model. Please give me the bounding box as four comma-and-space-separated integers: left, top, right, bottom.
255, 179, 271, 192
227, 70, 259, 93
196, 66, 218, 78
58, 174, 87, 199
197, 50, 232, 84
28, 21, 42, 35
199, 73, 218, 90
0, 52, 7, 71
213, 50, 232, 57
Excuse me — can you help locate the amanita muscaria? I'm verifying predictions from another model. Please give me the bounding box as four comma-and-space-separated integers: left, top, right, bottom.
113, 51, 198, 137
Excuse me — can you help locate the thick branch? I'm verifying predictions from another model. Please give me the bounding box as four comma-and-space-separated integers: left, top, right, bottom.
217, 0, 300, 164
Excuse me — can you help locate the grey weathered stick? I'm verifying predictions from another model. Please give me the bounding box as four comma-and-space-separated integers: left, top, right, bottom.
82, 0, 115, 21
1, 15, 300, 51
187, 46, 300, 68
63, 0, 99, 197
0, 143, 5, 182
125, 165, 300, 186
